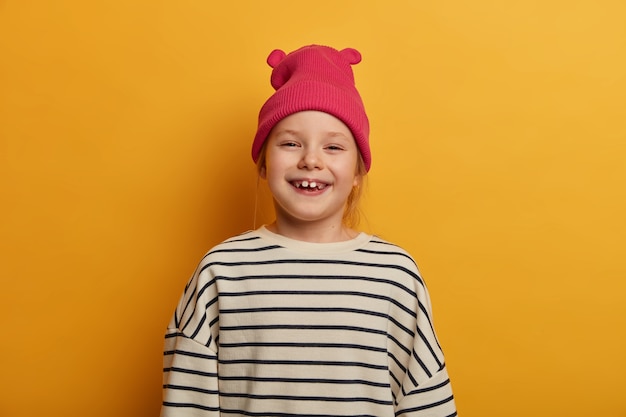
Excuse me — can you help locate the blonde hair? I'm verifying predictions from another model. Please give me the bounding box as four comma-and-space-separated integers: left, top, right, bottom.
255, 144, 367, 229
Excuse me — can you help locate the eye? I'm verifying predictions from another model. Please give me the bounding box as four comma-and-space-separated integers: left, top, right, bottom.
325, 144, 345, 151
279, 141, 299, 148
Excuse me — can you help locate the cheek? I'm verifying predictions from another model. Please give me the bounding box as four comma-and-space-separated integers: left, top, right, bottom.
263, 159, 286, 186
265, 151, 296, 176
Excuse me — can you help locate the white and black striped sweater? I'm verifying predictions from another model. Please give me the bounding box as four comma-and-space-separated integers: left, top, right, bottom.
161, 226, 456, 417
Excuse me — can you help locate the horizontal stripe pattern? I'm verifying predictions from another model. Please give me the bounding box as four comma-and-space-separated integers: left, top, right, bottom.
161, 227, 456, 416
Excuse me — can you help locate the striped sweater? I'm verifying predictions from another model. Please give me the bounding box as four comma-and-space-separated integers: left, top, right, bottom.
161, 226, 456, 417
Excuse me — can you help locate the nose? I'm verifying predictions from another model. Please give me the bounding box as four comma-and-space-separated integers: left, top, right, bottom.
298, 148, 323, 170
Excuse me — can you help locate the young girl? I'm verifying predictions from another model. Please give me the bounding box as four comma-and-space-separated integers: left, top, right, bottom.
161, 45, 457, 417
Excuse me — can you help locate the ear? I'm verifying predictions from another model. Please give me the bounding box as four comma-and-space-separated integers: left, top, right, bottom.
259, 164, 267, 179
352, 173, 362, 187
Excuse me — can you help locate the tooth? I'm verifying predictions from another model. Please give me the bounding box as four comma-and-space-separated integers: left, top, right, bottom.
310, 181, 317, 188
302, 180, 309, 188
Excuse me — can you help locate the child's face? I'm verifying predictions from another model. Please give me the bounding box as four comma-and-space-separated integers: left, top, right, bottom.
260, 111, 362, 230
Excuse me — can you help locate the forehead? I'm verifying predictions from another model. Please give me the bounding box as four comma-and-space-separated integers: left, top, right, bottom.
271, 111, 354, 138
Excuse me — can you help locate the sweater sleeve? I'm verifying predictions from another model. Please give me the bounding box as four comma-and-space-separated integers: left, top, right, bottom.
161, 257, 221, 417
394, 273, 457, 417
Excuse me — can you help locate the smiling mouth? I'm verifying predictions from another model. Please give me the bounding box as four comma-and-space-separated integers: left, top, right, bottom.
292, 180, 329, 190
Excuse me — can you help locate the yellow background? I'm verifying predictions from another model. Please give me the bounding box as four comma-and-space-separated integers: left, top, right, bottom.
1, 1, 625, 416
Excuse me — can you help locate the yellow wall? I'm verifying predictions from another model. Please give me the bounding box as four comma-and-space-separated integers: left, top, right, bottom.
1, 1, 625, 416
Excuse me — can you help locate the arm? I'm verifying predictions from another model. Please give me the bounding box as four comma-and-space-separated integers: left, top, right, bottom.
393, 267, 457, 416
395, 368, 456, 417
161, 257, 221, 416
161, 329, 219, 416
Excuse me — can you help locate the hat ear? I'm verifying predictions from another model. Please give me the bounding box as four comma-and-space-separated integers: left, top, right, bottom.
340, 48, 362, 65
267, 49, 286, 68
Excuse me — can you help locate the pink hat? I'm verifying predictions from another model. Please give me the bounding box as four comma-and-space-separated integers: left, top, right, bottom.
252, 45, 371, 171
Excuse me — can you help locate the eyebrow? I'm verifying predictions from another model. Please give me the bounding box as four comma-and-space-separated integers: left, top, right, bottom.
273, 129, 298, 137
326, 131, 351, 139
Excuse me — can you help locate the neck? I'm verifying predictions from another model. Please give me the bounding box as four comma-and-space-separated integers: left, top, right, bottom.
266, 219, 358, 243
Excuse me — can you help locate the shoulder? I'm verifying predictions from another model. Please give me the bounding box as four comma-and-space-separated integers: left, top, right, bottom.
190, 229, 284, 276
211, 229, 267, 251
354, 235, 430, 290
179, 230, 271, 292
200, 229, 278, 260
360, 236, 419, 270
362, 237, 438, 316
